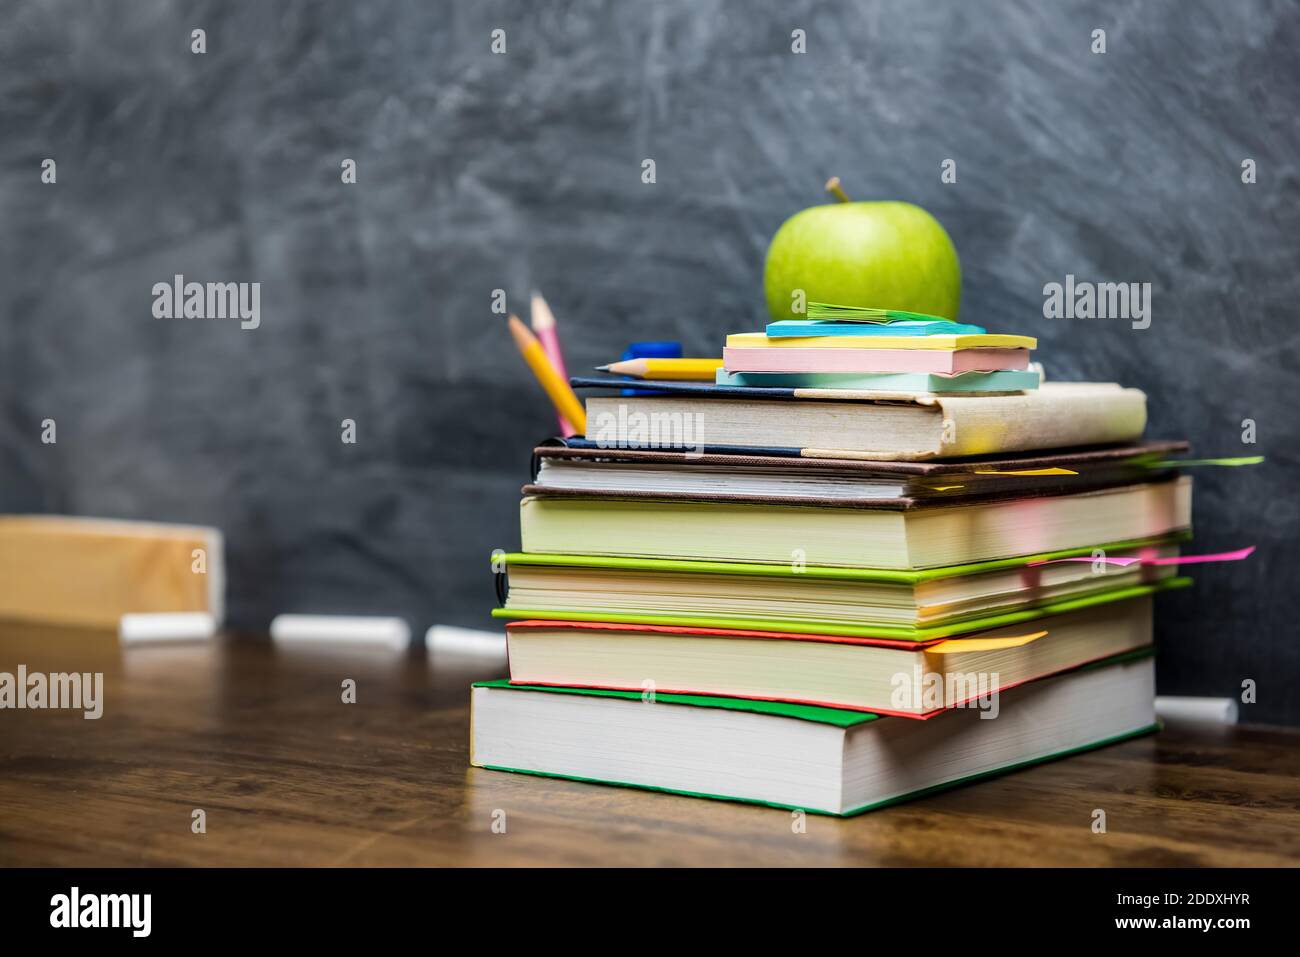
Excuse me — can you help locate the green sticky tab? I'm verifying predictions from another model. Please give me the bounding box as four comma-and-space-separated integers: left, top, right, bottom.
1143, 456, 1264, 468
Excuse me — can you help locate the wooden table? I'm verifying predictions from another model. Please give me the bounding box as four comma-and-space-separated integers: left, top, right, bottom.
1, 623, 1297, 867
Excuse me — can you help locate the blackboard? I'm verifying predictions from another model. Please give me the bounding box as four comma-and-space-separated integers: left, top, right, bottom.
2, 1, 1296, 722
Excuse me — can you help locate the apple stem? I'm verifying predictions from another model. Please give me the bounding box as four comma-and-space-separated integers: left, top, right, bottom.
825, 177, 851, 203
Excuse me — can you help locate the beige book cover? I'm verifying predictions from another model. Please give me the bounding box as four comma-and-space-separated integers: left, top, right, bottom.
583, 381, 1147, 461
800, 382, 1148, 460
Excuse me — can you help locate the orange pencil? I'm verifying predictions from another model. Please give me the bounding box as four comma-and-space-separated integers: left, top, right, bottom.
506, 315, 587, 435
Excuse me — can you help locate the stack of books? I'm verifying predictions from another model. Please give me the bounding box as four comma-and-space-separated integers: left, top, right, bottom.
471, 307, 1196, 816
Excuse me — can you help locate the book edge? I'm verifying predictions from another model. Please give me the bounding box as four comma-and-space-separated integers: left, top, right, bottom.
470, 723, 1161, 817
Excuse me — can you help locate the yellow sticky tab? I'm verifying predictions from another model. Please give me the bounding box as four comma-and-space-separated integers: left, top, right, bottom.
928, 630, 1049, 654
928, 484, 965, 492
973, 467, 1078, 476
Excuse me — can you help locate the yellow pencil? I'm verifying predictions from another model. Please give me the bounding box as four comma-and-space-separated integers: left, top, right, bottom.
596, 358, 724, 381
507, 315, 587, 434
529, 291, 576, 437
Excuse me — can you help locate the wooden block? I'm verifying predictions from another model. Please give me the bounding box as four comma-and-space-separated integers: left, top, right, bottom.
0, 516, 224, 630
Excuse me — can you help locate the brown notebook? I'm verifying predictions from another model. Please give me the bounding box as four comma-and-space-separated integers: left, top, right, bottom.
525, 440, 1189, 509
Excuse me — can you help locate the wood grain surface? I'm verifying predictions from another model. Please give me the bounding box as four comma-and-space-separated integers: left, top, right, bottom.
0, 622, 1296, 867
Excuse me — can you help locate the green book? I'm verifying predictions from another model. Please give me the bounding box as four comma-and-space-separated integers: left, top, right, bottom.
495, 536, 1192, 639
519, 478, 1192, 569
499, 533, 1188, 583
470, 650, 1158, 816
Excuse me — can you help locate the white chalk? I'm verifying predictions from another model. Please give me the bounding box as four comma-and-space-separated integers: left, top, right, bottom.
426, 625, 507, 662
1155, 696, 1239, 724
270, 615, 411, 650
119, 612, 216, 644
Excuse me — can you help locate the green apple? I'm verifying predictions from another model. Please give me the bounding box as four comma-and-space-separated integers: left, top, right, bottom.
763, 186, 961, 322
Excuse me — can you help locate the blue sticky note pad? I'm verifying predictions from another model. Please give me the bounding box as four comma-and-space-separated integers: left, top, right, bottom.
765, 319, 986, 337
621, 341, 682, 396
715, 369, 1041, 392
